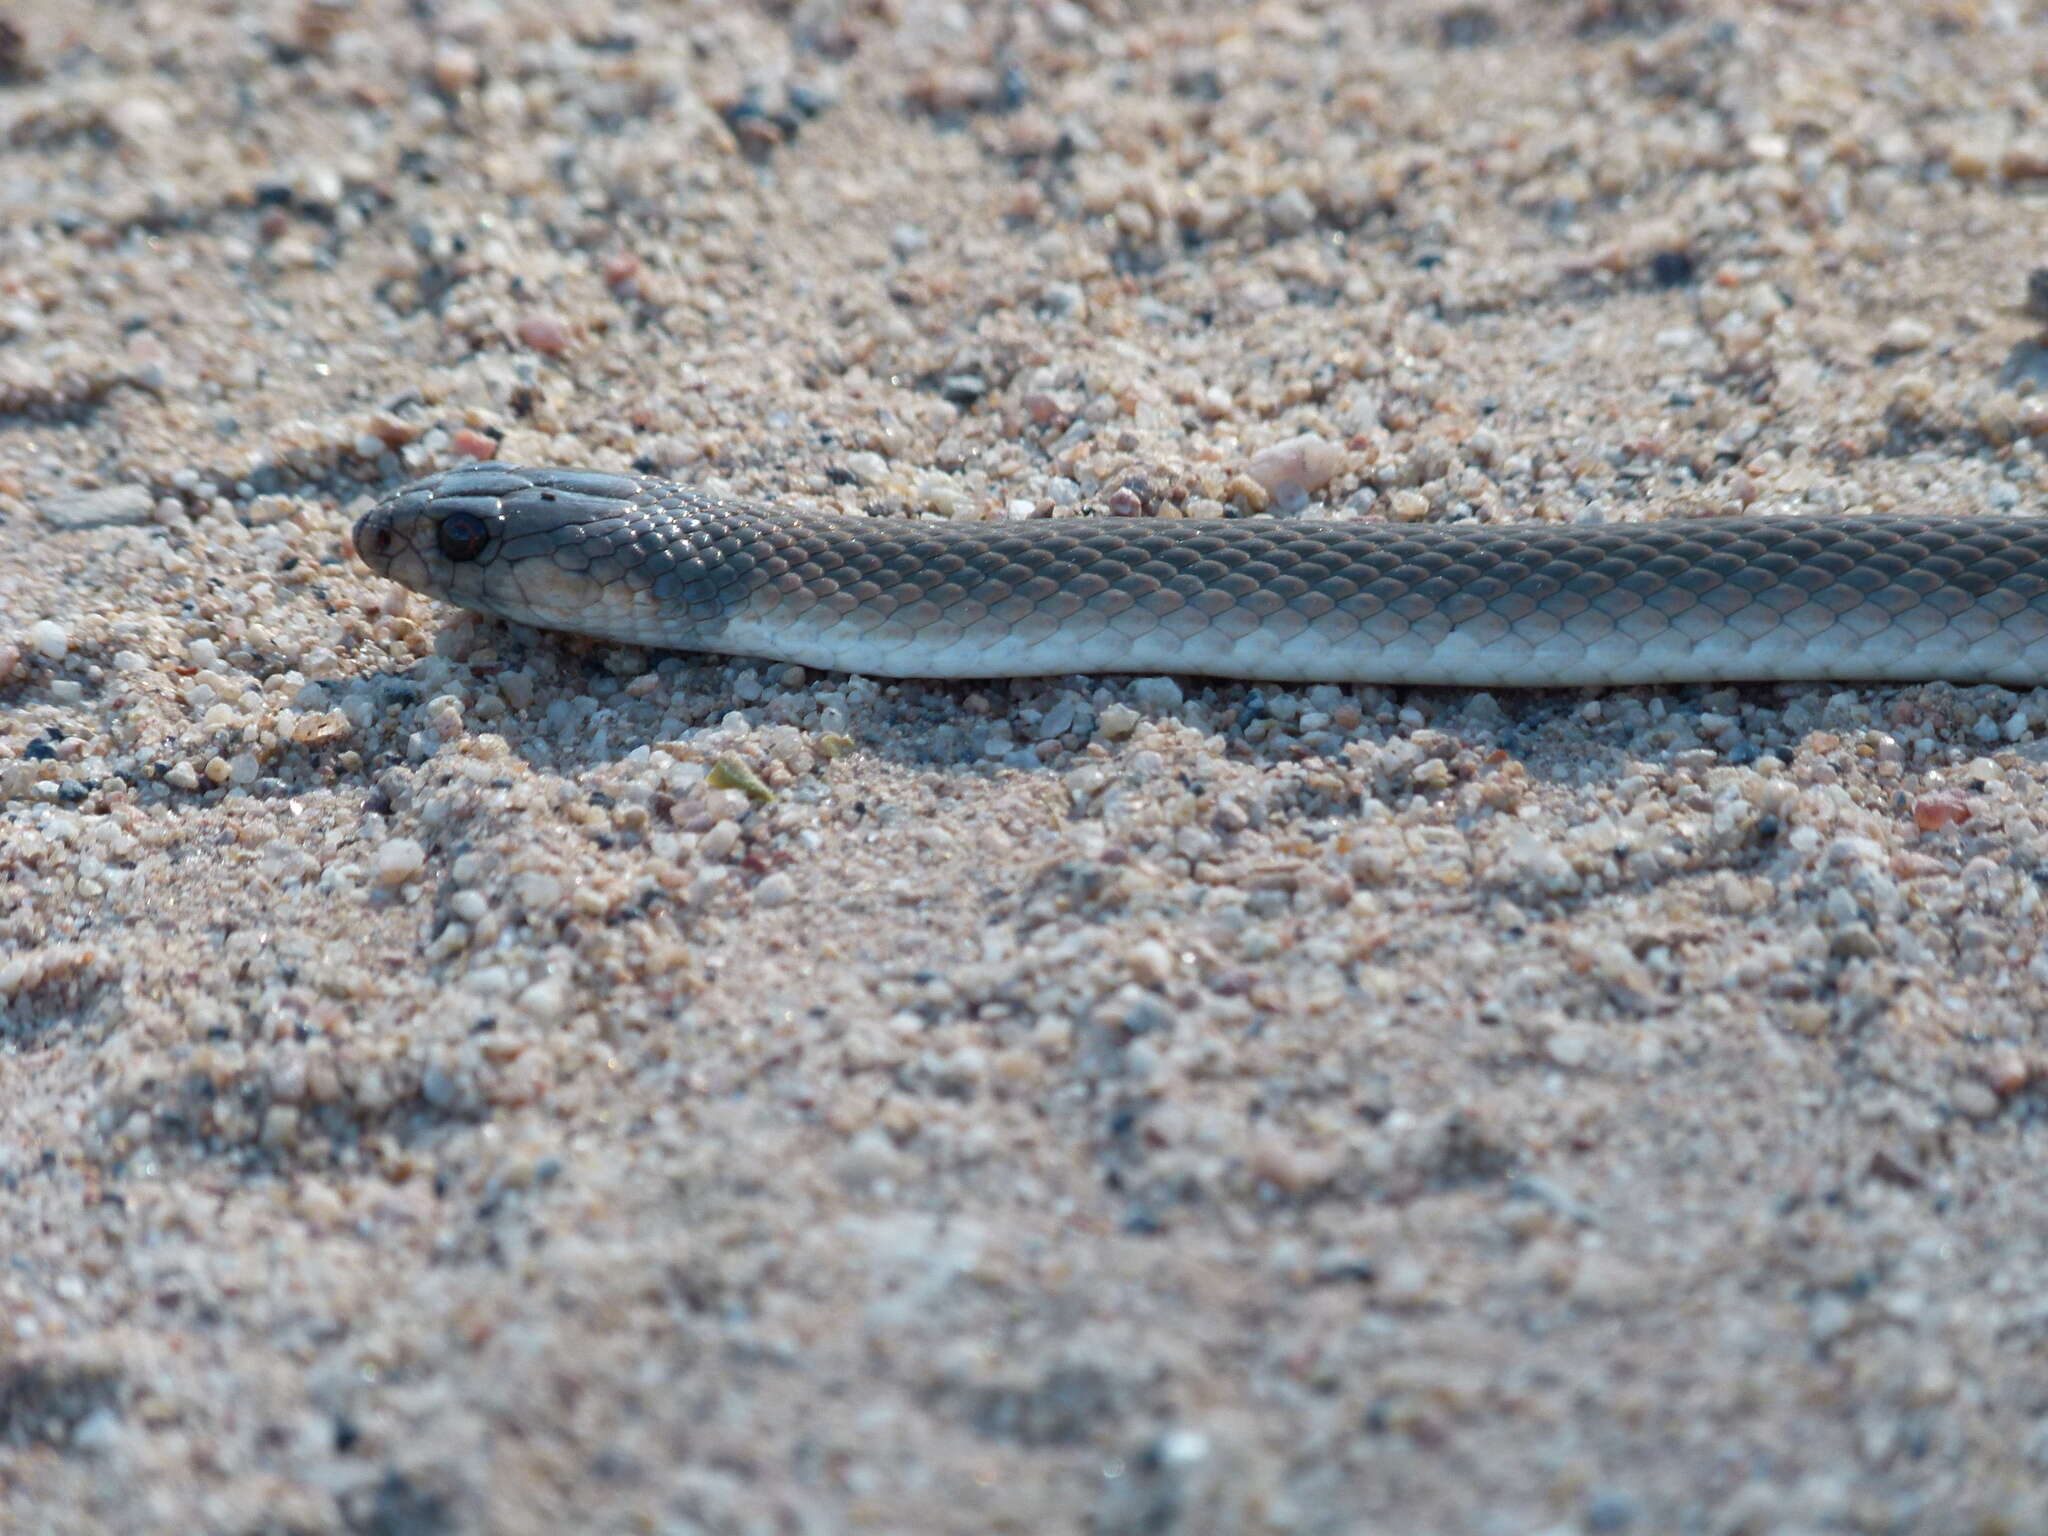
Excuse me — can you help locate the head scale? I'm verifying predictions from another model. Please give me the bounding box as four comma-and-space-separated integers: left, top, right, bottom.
351, 465, 714, 646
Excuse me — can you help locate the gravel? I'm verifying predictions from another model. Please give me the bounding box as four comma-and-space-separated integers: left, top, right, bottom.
3, 0, 2048, 1531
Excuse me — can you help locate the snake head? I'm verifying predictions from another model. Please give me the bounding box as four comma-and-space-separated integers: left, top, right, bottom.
353, 465, 659, 636
352, 476, 493, 601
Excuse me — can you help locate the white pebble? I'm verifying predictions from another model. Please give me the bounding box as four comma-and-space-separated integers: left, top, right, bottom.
1126, 939, 1173, 987
1246, 433, 1343, 509
375, 837, 427, 886
844, 451, 890, 485
753, 872, 797, 908
517, 975, 571, 1023
27, 620, 68, 660
1546, 1026, 1596, 1068
511, 871, 562, 910
1388, 488, 1430, 521
106, 94, 173, 144
466, 965, 515, 998
1882, 317, 1934, 352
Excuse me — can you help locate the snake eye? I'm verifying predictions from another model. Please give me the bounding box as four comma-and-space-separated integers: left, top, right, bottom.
437, 510, 491, 563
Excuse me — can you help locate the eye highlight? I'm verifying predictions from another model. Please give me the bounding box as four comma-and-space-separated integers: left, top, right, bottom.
437, 510, 491, 563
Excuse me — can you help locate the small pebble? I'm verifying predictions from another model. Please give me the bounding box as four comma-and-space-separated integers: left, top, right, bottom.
518, 975, 570, 1023
1131, 676, 1183, 711
1546, 1026, 1596, 1068
1264, 186, 1317, 237
1913, 793, 1971, 832
843, 451, 890, 485
1649, 249, 1695, 287
1098, 703, 1140, 739
1126, 939, 1172, 987
1987, 1047, 2031, 1097
1245, 433, 1343, 510
431, 44, 480, 93
708, 755, 774, 803
753, 872, 797, 908
1881, 317, 1934, 353
375, 837, 427, 886
1951, 1080, 2001, 1120
511, 872, 562, 910
1021, 392, 1068, 427
27, 620, 67, 660
38, 484, 155, 530
107, 95, 173, 144
517, 311, 573, 355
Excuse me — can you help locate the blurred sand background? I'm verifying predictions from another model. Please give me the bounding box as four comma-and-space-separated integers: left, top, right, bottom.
6, 0, 2048, 1530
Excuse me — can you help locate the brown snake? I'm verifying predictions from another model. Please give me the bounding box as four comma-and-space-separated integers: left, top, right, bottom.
352, 465, 2048, 688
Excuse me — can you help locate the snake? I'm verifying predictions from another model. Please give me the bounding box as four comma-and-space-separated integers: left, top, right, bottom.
350, 464, 2048, 688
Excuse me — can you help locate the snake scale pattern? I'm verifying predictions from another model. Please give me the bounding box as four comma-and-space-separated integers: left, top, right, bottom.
351, 465, 2048, 688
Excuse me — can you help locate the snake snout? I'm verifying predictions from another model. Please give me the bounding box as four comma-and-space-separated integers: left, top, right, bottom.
352, 505, 401, 573
351, 486, 452, 592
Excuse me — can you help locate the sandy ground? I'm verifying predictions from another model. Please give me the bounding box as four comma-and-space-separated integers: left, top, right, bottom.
5, 0, 2048, 1530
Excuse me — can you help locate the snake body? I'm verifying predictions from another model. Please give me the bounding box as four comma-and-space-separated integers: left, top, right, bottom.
351, 465, 2048, 687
